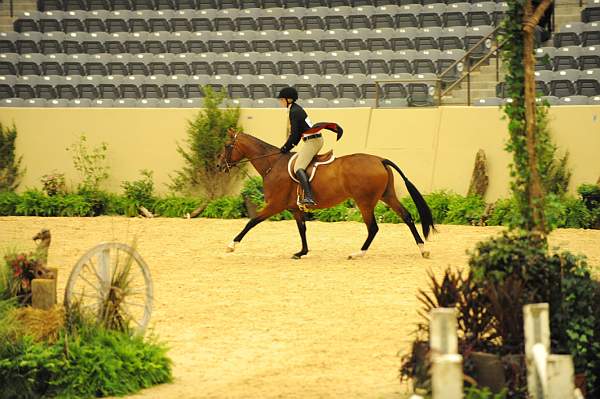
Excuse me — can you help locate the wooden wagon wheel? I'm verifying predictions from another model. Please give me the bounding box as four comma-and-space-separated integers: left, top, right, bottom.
64, 242, 153, 334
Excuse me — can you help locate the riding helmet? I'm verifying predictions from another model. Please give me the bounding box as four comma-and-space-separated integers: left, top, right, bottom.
277, 87, 298, 101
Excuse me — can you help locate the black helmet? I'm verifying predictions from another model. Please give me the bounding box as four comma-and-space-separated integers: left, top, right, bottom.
277, 87, 298, 101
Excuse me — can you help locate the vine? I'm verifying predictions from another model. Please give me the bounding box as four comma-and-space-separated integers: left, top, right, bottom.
501, 0, 555, 235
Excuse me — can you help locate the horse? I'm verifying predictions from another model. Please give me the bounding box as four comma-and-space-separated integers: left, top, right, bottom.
217, 129, 435, 260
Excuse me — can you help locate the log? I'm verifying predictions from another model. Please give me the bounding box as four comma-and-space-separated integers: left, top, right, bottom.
139, 206, 154, 218
32, 268, 58, 310
467, 149, 489, 198
187, 204, 207, 219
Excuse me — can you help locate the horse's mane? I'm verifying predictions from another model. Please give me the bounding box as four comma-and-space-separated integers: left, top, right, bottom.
241, 132, 279, 153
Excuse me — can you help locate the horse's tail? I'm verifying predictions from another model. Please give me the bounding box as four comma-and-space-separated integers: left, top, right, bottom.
381, 159, 436, 239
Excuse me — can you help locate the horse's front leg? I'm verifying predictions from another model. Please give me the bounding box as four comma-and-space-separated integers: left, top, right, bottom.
291, 210, 309, 259
226, 203, 286, 253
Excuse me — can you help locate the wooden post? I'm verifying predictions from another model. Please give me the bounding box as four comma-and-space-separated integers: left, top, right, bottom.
430, 308, 458, 357
547, 355, 575, 399
524, 303, 550, 399
432, 354, 463, 399
31, 268, 58, 310
430, 308, 462, 399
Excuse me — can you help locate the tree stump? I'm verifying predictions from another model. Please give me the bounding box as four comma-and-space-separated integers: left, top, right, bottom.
468, 149, 489, 198
32, 268, 58, 310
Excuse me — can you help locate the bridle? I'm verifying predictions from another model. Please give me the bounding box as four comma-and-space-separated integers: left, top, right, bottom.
222, 130, 281, 175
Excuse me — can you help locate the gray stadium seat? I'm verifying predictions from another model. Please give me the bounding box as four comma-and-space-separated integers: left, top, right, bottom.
14, 11, 41, 33
444, 2, 469, 27
0, 32, 17, 53
138, 98, 161, 107
576, 68, 600, 96
550, 69, 580, 97
0, 98, 25, 107
47, 99, 71, 107
473, 97, 503, 106
0, 53, 18, 75
380, 98, 408, 107
114, 98, 139, 107
0, 76, 16, 99
464, 26, 493, 60
438, 49, 465, 83
355, 98, 375, 107
581, 22, 600, 46
535, 47, 555, 71
559, 96, 590, 105
16, 32, 43, 54
90, 97, 115, 106
39, 11, 63, 33
70, 98, 93, 106
22, 98, 48, 107
554, 22, 584, 48
582, 0, 600, 23
553, 46, 581, 71
181, 98, 205, 107
39, 31, 66, 54
330, 98, 355, 107
407, 73, 437, 106
579, 46, 600, 70
420, 4, 445, 28
414, 27, 441, 51
106, 11, 131, 33
56, 75, 81, 99
467, 2, 494, 27
63, 11, 87, 33
158, 98, 183, 107
18, 53, 43, 76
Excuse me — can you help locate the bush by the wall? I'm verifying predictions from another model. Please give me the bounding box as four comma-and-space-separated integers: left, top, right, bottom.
578, 183, 600, 229
0, 191, 20, 216
153, 196, 204, 218
201, 196, 245, 219
0, 300, 172, 399
445, 195, 487, 225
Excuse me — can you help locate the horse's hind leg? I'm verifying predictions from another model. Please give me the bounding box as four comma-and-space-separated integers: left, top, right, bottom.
226, 203, 285, 252
381, 190, 429, 258
348, 202, 379, 260
291, 210, 309, 259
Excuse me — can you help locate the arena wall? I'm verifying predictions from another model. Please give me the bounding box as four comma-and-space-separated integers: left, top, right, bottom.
1, 106, 599, 201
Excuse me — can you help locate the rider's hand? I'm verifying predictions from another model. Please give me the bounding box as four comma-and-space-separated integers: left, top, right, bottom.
280, 145, 289, 153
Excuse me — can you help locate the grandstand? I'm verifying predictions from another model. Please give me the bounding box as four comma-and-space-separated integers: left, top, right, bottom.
0, 0, 599, 107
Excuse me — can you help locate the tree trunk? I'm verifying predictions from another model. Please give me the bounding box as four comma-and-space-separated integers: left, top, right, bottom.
523, 0, 552, 234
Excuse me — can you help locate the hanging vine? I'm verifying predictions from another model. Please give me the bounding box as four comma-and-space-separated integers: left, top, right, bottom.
501, 0, 555, 235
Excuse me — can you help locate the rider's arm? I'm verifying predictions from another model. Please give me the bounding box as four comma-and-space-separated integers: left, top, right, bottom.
280, 106, 306, 153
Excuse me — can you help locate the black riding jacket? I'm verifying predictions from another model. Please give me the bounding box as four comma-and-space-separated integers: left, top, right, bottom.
280, 102, 312, 153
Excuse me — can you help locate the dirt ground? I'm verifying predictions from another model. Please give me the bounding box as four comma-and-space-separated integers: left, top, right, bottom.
1, 217, 599, 399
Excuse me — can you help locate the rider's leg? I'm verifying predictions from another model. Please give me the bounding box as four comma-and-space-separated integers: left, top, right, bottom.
294, 136, 324, 206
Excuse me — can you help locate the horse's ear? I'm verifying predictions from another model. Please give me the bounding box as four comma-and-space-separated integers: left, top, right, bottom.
226, 128, 235, 137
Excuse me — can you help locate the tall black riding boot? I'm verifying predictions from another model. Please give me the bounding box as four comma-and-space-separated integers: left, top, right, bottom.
296, 169, 317, 206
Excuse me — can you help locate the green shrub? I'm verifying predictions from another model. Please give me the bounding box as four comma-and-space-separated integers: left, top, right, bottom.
0, 123, 25, 192
15, 190, 54, 216
40, 172, 66, 196
445, 195, 486, 225
122, 170, 156, 216
374, 203, 401, 223
0, 310, 172, 399
170, 85, 243, 199
240, 176, 264, 208
424, 190, 455, 224
66, 134, 110, 192
153, 196, 204, 218
202, 196, 245, 219
465, 386, 507, 399
468, 231, 600, 394
0, 191, 20, 216
487, 198, 518, 227
578, 183, 600, 229
312, 204, 352, 222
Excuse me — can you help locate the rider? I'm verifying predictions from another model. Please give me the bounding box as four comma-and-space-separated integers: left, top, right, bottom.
277, 87, 322, 207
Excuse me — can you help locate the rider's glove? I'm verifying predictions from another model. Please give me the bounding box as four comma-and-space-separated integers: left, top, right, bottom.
280, 145, 290, 153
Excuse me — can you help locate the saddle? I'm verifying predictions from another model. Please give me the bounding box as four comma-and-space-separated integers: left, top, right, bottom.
287, 150, 335, 183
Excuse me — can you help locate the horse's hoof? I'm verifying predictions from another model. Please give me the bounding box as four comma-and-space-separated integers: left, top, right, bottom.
226, 241, 237, 253
421, 251, 430, 259
292, 254, 301, 260
347, 250, 366, 260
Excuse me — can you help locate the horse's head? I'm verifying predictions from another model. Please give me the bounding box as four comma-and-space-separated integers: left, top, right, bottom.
217, 128, 245, 172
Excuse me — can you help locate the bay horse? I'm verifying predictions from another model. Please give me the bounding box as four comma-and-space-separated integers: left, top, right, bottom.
217, 129, 435, 260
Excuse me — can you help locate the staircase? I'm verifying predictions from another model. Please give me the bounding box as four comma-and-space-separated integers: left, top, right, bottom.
0, 0, 37, 32
442, 60, 505, 105
441, 0, 585, 105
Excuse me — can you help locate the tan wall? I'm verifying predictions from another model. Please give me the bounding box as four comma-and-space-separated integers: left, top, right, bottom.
1, 105, 599, 201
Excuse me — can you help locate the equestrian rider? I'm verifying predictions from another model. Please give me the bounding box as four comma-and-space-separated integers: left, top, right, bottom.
277, 87, 322, 207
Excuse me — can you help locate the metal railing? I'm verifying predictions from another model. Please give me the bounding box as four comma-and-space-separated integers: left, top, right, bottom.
373, 26, 505, 107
